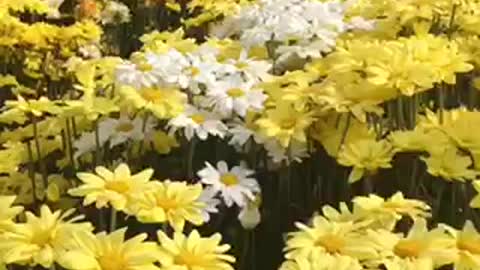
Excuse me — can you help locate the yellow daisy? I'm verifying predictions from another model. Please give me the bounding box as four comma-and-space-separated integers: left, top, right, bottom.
68, 163, 154, 211
59, 228, 160, 270
131, 180, 205, 232
156, 229, 235, 270
0, 195, 23, 232
0, 205, 93, 268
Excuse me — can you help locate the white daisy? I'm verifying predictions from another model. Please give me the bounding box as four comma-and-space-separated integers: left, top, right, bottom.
168, 105, 228, 141
228, 123, 255, 147
238, 202, 261, 229
197, 186, 221, 222
263, 138, 309, 164
226, 50, 272, 82
115, 53, 164, 88
73, 131, 109, 159
45, 0, 65, 18
197, 161, 260, 207
154, 49, 191, 88
98, 115, 155, 147
205, 74, 267, 117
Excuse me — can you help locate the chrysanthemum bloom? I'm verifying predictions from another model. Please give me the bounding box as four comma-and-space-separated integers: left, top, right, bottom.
58, 228, 160, 270
197, 161, 260, 207
68, 163, 154, 211
157, 230, 235, 270
442, 221, 480, 270
0, 205, 93, 268
131, 180, 205, 231
284, 215, 377, 263
0, 196, 23, 232
279, 253, 363, 270
337, 138, 394, 183
352, 192, 431, 230
365, 219, 457, 270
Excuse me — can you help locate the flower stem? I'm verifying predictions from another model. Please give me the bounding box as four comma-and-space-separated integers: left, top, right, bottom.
187, 137, 197, 181
31, 115, 48, 190
109, 208, 117, 232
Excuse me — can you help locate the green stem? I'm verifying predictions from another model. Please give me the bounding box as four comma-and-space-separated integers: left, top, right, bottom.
94, 119, 102, 166
31, 115, 48, 190
110, 208, 117, 232
187, 137, 197, 181
26, 141, 38, 206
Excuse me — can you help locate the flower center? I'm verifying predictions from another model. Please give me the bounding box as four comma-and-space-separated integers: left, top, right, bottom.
174, 252, 205, 267
458, 239, 480, 254
137, 63, 154, 72
315, 234, 345, 254
235, 61, 249, 69
105, 180, 131, 193
394, 239, 425, 258
141, 89, 163, 103
189, 67, 200, 76
227, 88, 245, 98
31, 229, 53, 246
190, 114, 206, 124
98, 252, 127, 270
220, 173, 239, 186
115, 122, 135, 133
280, 118, 297, 129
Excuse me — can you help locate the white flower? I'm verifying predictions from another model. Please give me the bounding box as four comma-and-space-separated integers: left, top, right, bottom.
153, 49, 191, 88
168, 105, 228, 141
226, 50, 272, 82
79, 44, 102, 59
98, 116, 154, 147
101, 1, 131, 25
263, 138, 309, 164
73, 131, 109, 159
228, 124, 255, 147
115, 53, 164, 88
205, 75, 267, 117
238, 203, 261, 229
197, 187, 221, 222
197, 161, 260, 207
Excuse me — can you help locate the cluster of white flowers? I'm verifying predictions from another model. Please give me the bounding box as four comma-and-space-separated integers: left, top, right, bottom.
211, 0, 374, 62
101, 1, 131, 25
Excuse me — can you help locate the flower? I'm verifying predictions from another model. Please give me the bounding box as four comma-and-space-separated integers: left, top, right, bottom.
97, 115, 155, 148
168, 105, 228, 141
131, 180, 205, 232
0, 205, 92, 268
365, 219, 457, 270
115, 53, 164, 88
443, 221, 480, 270
0, 196, 23, 232
197, 161, 260, 207
197, 186, 221, 223
238, 193, 261, 229
156, 229, 235, 270
337, 139, 394, 183
58, 228, 160, 270
101, 1, 131, 25
421, 147, 478, 182
204, 74, 267, 117
68, 163, 154, 211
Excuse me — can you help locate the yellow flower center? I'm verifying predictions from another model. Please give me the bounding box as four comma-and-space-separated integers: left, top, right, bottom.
235, 61, 249, 69
189, 67, 200, 76
174, 252, 206, 267
458, 239, 480, 254
190, 114, 206, 124
315, 234, 345, 254
156, 198, 179, 210
115, 122, 135, 133
98, 252, 127, 270
141, 89, 163, 103
31, 229, 53, 246
227, 88, 245, 98
280, 118, 297, 130
105, 180, 131, 193
220, 173, 239, 186
394, 239, 425, 258
137, 63, 154, 72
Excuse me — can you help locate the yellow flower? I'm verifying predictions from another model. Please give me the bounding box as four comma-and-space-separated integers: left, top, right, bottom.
256, 101, 314, 148
149, 130, 179, 154
0, 205, 93, 268
131, 180, 205, 232
421, 147, 477, 182
5, 95, 61, 117
0, 196, 23, 232
337, 139, 394, 183
59, 228, 160, 270
68, 163, 154, 211
352, 192, 431, 230
156, 229, 235, 270
284, 215, 376, 262
120, 86, 187, 120
279, 253, 363, 270
365, 219, 457, 270
442, 220, 480, 270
